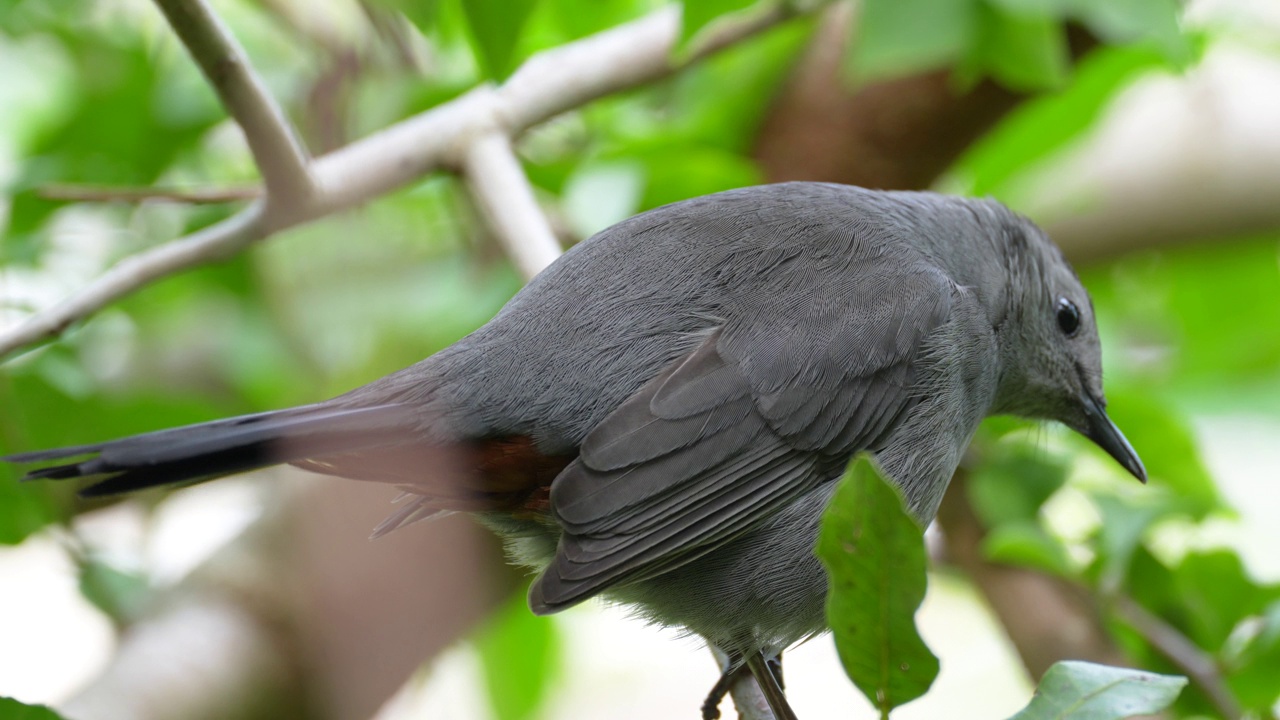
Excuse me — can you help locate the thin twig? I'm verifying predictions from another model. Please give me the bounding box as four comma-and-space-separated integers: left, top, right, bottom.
1114, 596, 1243, 720
38, 184, 261, 204
152, 0, 315, 210
461, 129, 563, 279
0, 203, 267, 358
0, 3, 812, 359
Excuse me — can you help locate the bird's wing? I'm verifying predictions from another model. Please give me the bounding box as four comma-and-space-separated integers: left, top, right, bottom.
530, 258, 955, 613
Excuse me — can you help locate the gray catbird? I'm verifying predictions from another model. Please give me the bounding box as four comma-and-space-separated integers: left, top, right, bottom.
5, 183, 1144, 719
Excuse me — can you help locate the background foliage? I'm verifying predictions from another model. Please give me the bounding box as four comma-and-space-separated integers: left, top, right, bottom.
1, 0, 1279, 718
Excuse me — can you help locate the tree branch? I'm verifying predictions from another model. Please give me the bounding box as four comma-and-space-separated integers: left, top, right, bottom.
0, 3, 813, 360
461, 129, 563, 280
152, 0, 315, 210
0, 204, 267, 358
60, 595, 298, 720
1114, 596, 1244, 720
38, 183, 261, 204
708, 647, 775, 720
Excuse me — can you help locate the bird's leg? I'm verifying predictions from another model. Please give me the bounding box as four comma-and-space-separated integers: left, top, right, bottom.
746, 651, 799, 720
702, 651, 744, 720
768, 652, 784, 691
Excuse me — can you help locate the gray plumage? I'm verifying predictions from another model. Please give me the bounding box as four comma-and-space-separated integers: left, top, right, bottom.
4, 182, 1144, 670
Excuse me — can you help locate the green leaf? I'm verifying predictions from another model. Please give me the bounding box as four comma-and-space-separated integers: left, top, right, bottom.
664, 10, 813, 154
1090, 493, 1163, 596
634, 144, 762, 210
547, 0, 652, 41
818, 455, 938, 715
968, 439, 1069, 526
78, 556, 149, 626
0, 470, 59, 546
370, 0, 443, 34
0, 698, 68, 720
961, 2, 1069, 92
1084, 236, 1280, 406
982, 520, 1073, 576
1007, 661, 1186, 719
1172, 551, 1275, 650
474, 590, 560, 720
1226, 600, 1280, 711
1071, 0, 1190, 67
949, 43, 1169, 201
460, 0, 540, 79
1100, 390, 1223, 519
680, 0, 759, 47
847, 0, 978, 82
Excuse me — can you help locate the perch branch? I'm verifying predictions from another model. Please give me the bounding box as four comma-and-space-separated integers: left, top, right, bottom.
1114, 596, 1244, 720
461, 128, 563, 279
0, 2, 812, 360
0, 204, 267, 358
38, 184, 261, 204
152, 0, 315, 209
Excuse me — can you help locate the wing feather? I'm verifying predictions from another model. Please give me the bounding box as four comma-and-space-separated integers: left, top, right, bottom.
530, 246, 957, 613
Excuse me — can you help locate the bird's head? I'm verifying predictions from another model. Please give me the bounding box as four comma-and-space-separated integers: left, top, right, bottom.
991, 214, 1146, 483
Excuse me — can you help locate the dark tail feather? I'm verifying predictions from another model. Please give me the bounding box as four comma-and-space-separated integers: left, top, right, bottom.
2, 403, 423, 497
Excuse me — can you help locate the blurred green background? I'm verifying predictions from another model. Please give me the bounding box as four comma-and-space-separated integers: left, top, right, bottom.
1, 0, 1279, 718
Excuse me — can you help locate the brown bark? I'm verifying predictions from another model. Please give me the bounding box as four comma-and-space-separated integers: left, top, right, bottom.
755, 7, 1095, 191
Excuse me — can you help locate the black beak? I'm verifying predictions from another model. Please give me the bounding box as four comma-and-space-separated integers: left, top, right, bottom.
1081, 395, 1146, 483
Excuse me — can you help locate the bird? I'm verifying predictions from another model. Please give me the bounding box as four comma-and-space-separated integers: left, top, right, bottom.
3, 182, 1145, 719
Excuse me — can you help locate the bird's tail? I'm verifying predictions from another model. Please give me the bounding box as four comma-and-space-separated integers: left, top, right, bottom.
2, 403, 424, 497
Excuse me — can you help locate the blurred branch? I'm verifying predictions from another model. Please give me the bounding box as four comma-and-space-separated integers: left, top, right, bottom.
462, 129, 563, 279
60, 478, 515, 720
37, 183, 261, 204
0, 2, 814, 361
1114, 596, 1244, 720
152, 0, 316, 211
0, 203, 268, 358
61, 594, 300, 720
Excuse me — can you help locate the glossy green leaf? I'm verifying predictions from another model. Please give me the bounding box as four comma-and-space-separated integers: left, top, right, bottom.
474, 590, 560, 720
818, 456, 938, 715
680, 0, 759, 47
0, 697, 68, 720
460, 0, 540, 79
847, 0, 977, 82
1007, 661, 1186, 719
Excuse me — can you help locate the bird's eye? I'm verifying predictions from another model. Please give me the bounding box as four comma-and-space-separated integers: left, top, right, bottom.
1056, 297, 1080, 336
